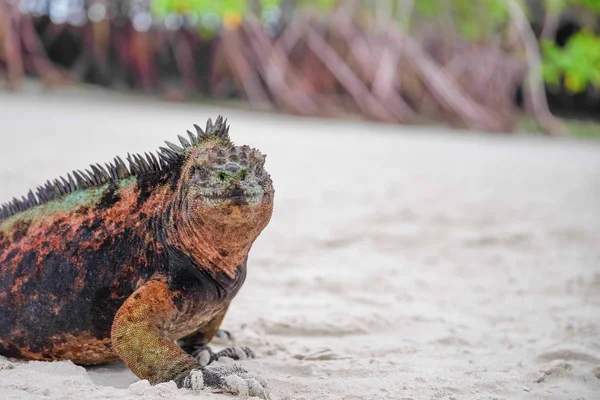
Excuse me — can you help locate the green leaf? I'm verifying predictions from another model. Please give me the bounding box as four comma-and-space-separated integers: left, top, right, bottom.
546, 0, 567, 14
541, 30, 600, 91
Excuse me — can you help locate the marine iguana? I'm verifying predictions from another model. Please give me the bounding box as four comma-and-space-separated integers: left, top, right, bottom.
0, 116, 274, 398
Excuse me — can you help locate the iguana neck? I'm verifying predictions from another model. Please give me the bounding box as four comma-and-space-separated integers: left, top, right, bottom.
161, 192, 255, 279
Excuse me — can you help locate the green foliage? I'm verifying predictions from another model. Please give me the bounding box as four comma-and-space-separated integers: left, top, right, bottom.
541, 0, 600, 16
570, 0, 600, 14
414, 0, 437, 17
546, 0, 568, 14
295, 0, 339, 10
150, 0, 340, 19
411, 0, 600, 92
152, 0, 248, 18
542, 31, 600, 93
146, 0, 600, 93
413, 0, 509, 39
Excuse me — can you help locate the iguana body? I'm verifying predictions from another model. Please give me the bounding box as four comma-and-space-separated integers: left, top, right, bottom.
0, 117, 274, 396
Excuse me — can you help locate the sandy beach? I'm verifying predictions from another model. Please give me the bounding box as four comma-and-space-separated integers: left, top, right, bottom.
0, 89, 599, 400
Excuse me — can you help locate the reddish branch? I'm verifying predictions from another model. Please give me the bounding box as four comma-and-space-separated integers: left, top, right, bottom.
243, 20, 320, 115
332, 4, 420, 123
0, 0, 24, 90
0, 1, 561, 135
506, 0, 566, 135
217, 28, 270, 104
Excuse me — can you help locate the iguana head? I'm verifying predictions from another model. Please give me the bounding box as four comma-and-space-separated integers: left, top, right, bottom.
166, 116, 274, 274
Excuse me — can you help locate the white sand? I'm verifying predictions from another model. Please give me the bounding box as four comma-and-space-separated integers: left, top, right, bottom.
0, 88, 599, 400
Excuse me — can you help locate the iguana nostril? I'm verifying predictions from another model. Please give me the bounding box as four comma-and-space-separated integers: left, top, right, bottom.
231, 186, 244, 197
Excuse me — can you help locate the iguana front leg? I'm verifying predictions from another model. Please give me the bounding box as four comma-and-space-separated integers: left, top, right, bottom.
111, 279, 197, 384
111, 280, 268, 398
178, 305, 255, 367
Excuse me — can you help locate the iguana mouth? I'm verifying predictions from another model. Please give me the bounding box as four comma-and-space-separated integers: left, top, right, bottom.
202, 191, 263, 207
201, 189, 263, 200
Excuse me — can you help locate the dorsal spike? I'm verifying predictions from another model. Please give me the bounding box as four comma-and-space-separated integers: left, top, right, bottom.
131, 154, 142, 173
89, 165, 105, 185
133, 154, 145, 174
36, 186, 46, 202
59, 176, 71, 193
73, 171, 89, 189
194, 124, 205, 138
126, 153, 139, 175
165, 141, 184, 153
145, 152, 159, 171
158, 153, 171, 164
67, 173, 76, 192
83, 170, 95, 186
96, 164, 110, 183
52, 179, 64, 196
0, 116, 235, 222
221, 118, 229, 138
27, 190, 37, 206
178, 135, 191, 149
135, 153, 151, 173
187, 130, 198, 145
143, 153, 153, 172
85, 168, 99, 186
105, 162, 117, 180
42, 181, 52, 199
115, 157, 130, 179
158, 154, 170, 164
56, 181, 66, 196
159, 147, 179, 161
134, 154, 144, 173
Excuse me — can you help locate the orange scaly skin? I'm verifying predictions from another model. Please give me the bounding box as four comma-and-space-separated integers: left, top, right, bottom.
0, 117, 274, 396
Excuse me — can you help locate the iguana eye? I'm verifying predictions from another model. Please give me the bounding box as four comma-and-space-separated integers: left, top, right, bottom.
217, 170, 227, 181
239, 169, 248, 181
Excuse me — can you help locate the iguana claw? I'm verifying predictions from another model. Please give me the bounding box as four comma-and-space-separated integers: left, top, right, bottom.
193, 345, 255, 367
181, 363, 269, 399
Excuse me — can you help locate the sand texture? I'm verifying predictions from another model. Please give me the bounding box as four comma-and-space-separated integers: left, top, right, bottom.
1, 89, 599, 400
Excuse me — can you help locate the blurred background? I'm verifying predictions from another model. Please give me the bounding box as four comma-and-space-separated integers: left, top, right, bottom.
0, 0, 599, 136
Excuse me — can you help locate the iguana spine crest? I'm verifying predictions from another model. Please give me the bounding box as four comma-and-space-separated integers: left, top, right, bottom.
0, 116, 230, 222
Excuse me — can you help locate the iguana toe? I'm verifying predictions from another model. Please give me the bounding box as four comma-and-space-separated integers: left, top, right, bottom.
193, 345, 255, 367
216, 346, 255, 361
195, 348, 214, 367
181, 363, 269, 399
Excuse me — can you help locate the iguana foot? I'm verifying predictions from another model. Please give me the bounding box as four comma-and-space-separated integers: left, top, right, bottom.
214, 346, 255, 361
192, 345, 255, 367
179, 363, 269, 399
